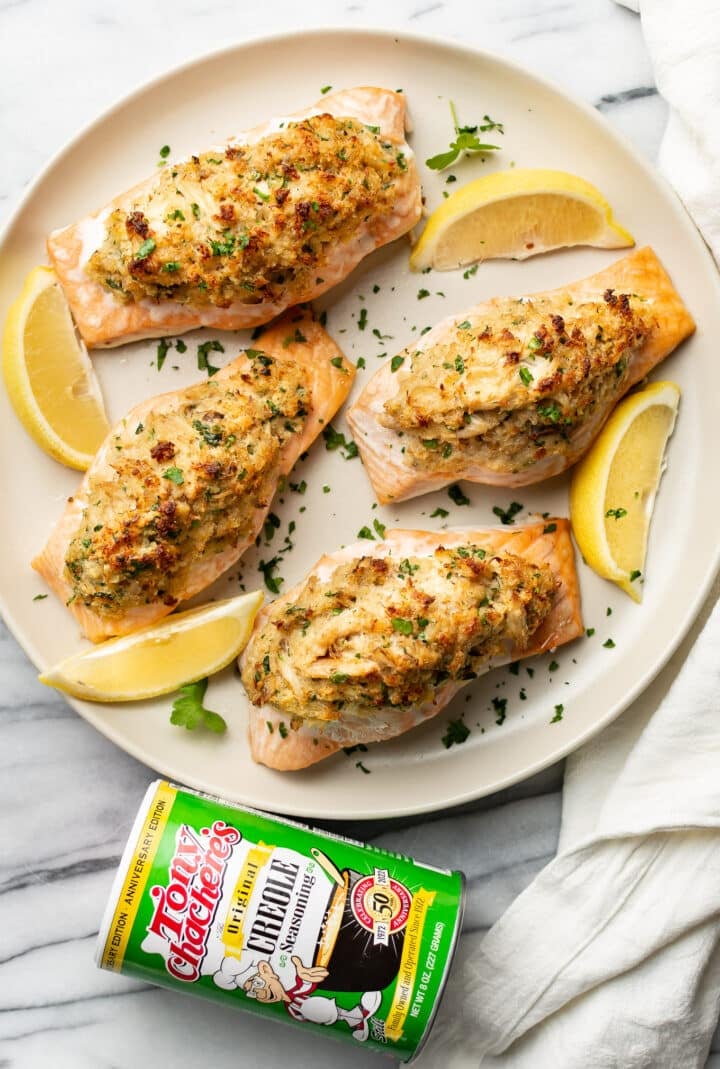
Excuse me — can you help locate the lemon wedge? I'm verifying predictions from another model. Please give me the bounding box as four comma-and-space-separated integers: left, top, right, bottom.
569, 382, 680, 602
39, 590, 264, 701
2, 265, 109, 470
410, 168, 634, 271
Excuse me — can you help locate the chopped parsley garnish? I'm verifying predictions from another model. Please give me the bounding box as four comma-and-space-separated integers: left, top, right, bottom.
191, 202, 201, 219
550, 704, 564, 724
586, 627, 596, 637
135, 238, 156, 261
321, 85, 332, 94
358, 307, 368, 331
430, 507, 449, 518
161, 261, 180, 273
392, 617, 414, 635
454, 355, 465, 373
492, 697, 507, 725
543, 523, 557, 533
538, 401, 561, 422
210, 233, 237, 257
356, 760, 371, 774
197, 339, 224, 376
426, 101, 502, 171
329, 672, 349, 684
356, 357, 366, 369
283, 328, 307, 347
441, 718, 470, 748
373, 518, 387, 538
330, 356, 345, 371
527, 335, 543, 352
343, 743, 368, 755
457, 320, 472, 330
193, 419, 223, 446
322, 424, 358, 459
603, 638, 616, 649
163, 466, 184, 485
518, 366, 534, 387
175, 339, 187, 353
259, 557, 283, 594
417, 288, 430, 300
278, 721, 289, 739
245, 348, 272, 365
448, 483, 470, 507
391, 355, 405, 372
263, 513, 281, 542
399, 558, 419, 576
253, 185, 270, 202
159, 144, 171, 158
170, 678, 226, 733
463, 264, 478, 279
492, 501, 523, 525
606, 507, 628, 520
607, 607, 613, 616
358, 526, 375, 540
32, 593, 48, 601
290, 479, 307, 494
629, 569, 642, 582
548, 660, 559, 672
156, 338, 171, 371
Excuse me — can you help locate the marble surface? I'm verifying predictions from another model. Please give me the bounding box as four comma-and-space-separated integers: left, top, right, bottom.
1, 1, 717, 1066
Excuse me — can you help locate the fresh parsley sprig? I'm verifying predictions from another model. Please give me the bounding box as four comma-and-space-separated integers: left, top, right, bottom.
170, 678, 227, 733
426, 101, 503, 172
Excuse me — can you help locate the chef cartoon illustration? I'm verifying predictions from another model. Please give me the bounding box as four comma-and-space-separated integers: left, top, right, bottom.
214, 954, 382, 1041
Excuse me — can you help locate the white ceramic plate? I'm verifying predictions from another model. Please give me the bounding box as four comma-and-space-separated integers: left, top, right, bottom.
2, 29, 719, 819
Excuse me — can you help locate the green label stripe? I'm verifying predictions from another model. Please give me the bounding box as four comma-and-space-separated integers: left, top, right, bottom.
99, 781, 463, 1062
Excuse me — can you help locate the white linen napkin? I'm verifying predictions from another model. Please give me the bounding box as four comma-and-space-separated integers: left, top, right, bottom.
414, 5, 720, 1063
617, 0, 720, 265
415, 597, 720, 1068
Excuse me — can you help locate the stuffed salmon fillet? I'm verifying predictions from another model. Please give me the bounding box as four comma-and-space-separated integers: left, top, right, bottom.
241, 520, 582, 770
32, 310, 354, 641
347, 247, 695, 503
47, 87, 421, 348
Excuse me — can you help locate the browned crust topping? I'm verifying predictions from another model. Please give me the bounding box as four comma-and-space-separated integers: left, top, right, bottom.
87, 115, 410, 308
242, 546, 556, 720
381, 290, 649, 475
64, 352, 308, 615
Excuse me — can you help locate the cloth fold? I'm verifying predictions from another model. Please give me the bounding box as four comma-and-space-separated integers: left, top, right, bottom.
416, 600, 720, 1068
618, 0, 720, 265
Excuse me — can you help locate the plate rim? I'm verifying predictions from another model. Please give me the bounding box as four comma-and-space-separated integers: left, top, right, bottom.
2, 25, 719, 819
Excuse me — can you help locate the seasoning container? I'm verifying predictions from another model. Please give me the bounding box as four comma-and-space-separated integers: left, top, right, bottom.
96, 780, 464, 1061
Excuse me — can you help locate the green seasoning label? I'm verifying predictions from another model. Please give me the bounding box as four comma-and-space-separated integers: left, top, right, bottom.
97, 781, 464, 1062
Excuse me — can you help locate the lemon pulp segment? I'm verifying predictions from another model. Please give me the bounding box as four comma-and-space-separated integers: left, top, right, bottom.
2, 266, 109, 470
603, 404, 676, 575
569, 381, 680, 602
411, 168, 634, 272
39, 590, 264, 702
